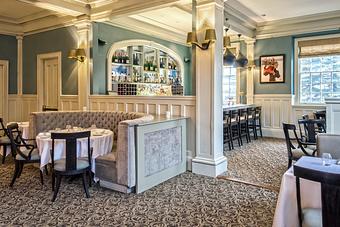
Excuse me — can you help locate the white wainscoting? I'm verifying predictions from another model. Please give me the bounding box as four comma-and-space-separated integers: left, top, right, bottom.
60, 95, 79, 111
7, 95, 80, 122
89, 95, 196, 169
254, 94, 293, 138
254, 94, 326, 138
8, 95, 38, 122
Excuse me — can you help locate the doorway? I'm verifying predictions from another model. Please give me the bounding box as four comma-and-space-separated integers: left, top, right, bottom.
37, 52, 61, 111
0, 60, 8, 121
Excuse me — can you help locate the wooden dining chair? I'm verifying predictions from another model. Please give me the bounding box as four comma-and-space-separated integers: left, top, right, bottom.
294, 158, 340, 227
7, 123, 44, 187
0, 118, 11, 164
50, 131, 93, 202
282, 123, 317, 169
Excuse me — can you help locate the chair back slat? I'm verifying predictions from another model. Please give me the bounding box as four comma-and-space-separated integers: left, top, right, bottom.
51, 131, 91, 172
7, 123, 29, 159
0, 118, 9, 137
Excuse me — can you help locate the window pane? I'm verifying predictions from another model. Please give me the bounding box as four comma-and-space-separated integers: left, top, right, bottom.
321, 56, 332, 72
311, 73, 321, 93
311, 58, 321, 72
223, 66, 237, 104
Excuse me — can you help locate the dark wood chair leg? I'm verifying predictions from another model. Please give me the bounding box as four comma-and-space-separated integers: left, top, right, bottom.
17, 162, 24, 178
40, 170, 44, 185
52, 172, 55, 191
288, 158, 292, 169
2, 145, 6, 164
52, 175, 62, 202
259, 119, 263, 138
88, 171, 92, 187
82, 172, 90, 198
45, 165, 49, 175
10, 161, 20, 187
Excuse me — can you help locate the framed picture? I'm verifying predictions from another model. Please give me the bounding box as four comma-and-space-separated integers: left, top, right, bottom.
260, 54, 285, 83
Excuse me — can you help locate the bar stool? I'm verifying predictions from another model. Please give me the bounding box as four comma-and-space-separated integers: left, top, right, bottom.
223, 110, 233, 150
247, 107, 257, 140
230, 109, 242, 147
238, 108, 250, 144
255, 106, 263, 138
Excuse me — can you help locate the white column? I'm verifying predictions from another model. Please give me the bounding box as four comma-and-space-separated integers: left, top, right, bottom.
192, 0, 227, 177
75, 17, 92, 110
246, 39, 255, 104
16, 35, 23, 95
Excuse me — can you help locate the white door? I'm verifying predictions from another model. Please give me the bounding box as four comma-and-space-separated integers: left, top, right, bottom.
43, 58, 59, 108
0, 61, 8, 120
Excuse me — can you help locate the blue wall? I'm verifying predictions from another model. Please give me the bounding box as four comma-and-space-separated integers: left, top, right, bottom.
0, 34, 17, 94
92, 22, 192, 95
23, 26, 78, 95
254, 36, 293, 94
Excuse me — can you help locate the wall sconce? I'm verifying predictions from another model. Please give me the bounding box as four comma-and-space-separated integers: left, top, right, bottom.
68, 48, 86, 62
186, 28, 216, 50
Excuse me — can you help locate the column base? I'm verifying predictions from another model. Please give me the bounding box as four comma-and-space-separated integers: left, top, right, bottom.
192, 156, 227, 177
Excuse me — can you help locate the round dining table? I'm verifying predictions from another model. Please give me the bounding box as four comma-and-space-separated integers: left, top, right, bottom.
36, 128, 113, 173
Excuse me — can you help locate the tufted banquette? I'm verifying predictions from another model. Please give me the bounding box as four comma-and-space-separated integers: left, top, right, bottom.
29, 111, 154, 191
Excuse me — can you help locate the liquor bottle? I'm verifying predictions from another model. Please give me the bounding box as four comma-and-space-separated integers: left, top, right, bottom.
125, 53, 130, 64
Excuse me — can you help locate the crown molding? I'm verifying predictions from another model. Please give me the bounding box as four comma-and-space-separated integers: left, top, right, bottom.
106, 17, 187, 45
256, 10, 340, 39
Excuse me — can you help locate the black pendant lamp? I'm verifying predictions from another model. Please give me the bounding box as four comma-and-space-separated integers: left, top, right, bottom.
235, 34, 248, 68
223, 28, 236, 66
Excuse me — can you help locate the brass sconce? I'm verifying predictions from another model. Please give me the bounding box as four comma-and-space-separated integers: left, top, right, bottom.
68, 48, 86, 62
186, 28, 216, 50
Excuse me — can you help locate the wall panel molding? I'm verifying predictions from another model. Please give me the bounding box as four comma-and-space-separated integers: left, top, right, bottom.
89, 95, 196, 169
60, 95, 79, 111
254, 94, 326, 138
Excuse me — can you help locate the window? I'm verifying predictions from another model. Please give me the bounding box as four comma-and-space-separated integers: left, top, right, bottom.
297, 36, 340, 104
223, 66, 237, 105
299, 56, 340, 103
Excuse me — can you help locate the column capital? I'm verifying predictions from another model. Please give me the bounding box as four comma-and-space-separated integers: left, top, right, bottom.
196, 0, 224, 9
74, 16, 92, 31
16, 35, 23, 40
245, 38, 256, 45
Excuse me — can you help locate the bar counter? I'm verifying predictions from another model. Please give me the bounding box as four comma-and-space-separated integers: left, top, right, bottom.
223, 104, 257, 111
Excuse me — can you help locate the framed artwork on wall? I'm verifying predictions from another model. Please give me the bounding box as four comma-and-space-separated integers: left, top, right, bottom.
260, 54, 285, 83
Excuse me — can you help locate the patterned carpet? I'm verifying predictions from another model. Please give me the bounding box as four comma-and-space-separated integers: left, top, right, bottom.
0, 138, 285, 226
224, 137, 287, 191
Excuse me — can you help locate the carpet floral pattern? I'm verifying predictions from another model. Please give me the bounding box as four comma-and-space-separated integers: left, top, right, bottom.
224, 137, 287, 190
0, 161, 276, 226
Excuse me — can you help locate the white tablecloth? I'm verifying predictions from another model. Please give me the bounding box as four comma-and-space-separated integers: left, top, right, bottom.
36, 129, 113, 173
1, 121, 29, 156
272, 167, 321, 227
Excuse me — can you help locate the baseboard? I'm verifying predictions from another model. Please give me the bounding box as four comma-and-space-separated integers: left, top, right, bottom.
262, 128, 284, 139
99, 180, 133, 193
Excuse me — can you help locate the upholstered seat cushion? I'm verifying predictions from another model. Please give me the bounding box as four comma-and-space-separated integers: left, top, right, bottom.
16, 148, 40, 160
95, 152, 117, 183
302, 208, 322, 227
0, 136, 10, 145
292, 147, 315, 159
54, 159, 89, 171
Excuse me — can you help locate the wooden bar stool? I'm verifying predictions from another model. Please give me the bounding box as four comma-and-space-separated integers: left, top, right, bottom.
223, 110, 233, 150
238, 108, 250, 145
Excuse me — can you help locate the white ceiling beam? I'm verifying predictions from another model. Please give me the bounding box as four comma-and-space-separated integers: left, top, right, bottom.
104, 0, 181, 20
18, 0, 90, 16
224, 1, 256, 38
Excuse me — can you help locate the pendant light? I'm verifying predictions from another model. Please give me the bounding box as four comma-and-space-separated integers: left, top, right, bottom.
235, 34, 248, 68
223, 27, 236, 66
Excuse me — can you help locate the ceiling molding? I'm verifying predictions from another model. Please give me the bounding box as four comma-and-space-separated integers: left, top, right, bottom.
256, 11, 340, 39
107, 17, 187, 45
224, 1, 256, 38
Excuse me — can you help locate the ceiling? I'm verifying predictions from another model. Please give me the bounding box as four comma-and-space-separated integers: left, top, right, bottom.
235, 0, 340, 22
0, 0, 46, 20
